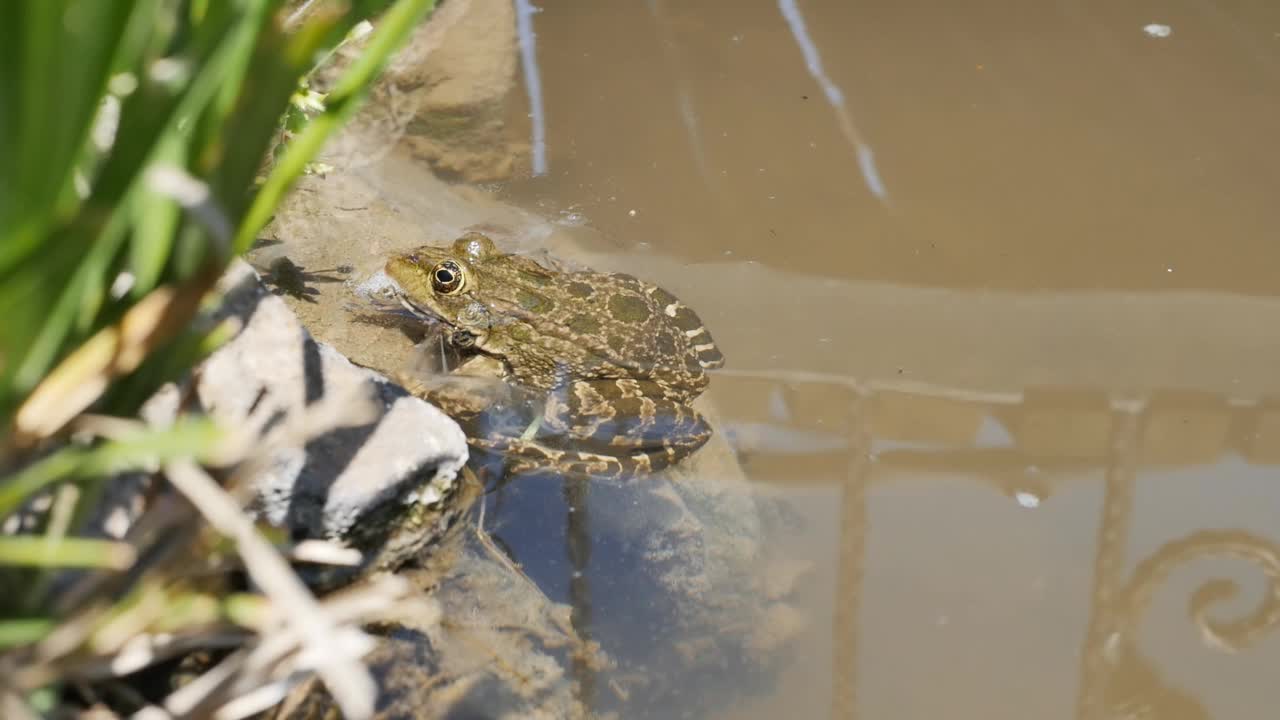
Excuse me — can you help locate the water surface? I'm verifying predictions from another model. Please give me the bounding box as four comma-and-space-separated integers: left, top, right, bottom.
479, 2, 1280, 718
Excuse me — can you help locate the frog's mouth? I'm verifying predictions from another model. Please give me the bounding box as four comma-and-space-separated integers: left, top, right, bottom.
388, 285, 450, 330
397, 294, 439, 323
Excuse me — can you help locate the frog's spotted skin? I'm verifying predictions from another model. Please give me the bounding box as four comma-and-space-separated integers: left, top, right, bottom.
385, 232, 724, 479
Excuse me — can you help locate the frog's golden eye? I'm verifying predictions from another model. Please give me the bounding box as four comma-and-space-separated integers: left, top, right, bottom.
431, 260, 465, 294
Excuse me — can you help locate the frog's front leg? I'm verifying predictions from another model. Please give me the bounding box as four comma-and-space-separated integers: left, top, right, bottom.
394, 352, 520, 420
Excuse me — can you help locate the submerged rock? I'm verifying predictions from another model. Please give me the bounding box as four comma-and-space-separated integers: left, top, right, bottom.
272, 527, 592, 720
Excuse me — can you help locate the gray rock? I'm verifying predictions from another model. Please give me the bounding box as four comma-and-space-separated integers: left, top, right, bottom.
197, 260, 470, 571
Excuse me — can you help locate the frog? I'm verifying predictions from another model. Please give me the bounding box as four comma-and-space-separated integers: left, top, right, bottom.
384, 232, 724, 480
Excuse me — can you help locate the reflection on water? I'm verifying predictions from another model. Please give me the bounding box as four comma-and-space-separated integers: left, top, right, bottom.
513, 0, 548, 175
473, 0, 1280, 718
776, 0, 889, 205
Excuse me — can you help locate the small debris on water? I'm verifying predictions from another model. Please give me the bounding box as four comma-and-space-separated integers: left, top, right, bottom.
557, 210, 586, 226
768, 386, 791, 423
1143, 23, 1172, 38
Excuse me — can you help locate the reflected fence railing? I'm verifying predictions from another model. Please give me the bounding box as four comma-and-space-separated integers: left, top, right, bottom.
714, 370, 1280, 720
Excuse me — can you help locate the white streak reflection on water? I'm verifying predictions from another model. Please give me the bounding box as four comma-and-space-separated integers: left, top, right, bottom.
777, 0, 891, 205
515, 0, 548, 175
646, 0, 722, 200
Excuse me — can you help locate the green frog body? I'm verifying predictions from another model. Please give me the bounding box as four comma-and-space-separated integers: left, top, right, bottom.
385, 232, 724, 479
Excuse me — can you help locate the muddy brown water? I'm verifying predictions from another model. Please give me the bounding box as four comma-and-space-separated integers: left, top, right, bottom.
479, 2, 1280, 719
263, 1, 1280, 717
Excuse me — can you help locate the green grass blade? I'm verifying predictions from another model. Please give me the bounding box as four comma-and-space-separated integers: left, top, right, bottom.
0, 417, 223, 517
82, 0, 259, 227
128, 137, 187, 295
234, 0, 437, 253
0, 449, 85, 521
8, 211, 130, 400
203, 7, 352, 229
0, 1, 136, 273
0, 536, 135, 570
0, 618, 55, 649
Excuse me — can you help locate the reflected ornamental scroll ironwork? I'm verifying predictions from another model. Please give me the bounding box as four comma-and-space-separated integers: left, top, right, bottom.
1076, 407, 1280, 720
1122, 529, 1280, 654
1095, 528, 1280, 720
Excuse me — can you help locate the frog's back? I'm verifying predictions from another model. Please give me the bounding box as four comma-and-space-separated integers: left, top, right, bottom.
466, 244, 724, 394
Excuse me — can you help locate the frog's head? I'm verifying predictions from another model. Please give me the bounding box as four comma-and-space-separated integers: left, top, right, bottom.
386, 232, 502, 348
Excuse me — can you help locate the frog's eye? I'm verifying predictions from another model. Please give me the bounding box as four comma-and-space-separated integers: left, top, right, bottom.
431, 260, 465, 294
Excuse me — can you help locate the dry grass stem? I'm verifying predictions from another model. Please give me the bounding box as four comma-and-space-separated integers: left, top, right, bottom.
163, 459, 378, 718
